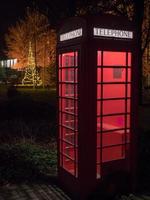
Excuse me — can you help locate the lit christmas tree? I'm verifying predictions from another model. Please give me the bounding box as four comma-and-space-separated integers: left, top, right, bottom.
22, 42, 42, 87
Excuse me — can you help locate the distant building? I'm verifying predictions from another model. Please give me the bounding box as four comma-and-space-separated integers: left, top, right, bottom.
0, 58, 17, 68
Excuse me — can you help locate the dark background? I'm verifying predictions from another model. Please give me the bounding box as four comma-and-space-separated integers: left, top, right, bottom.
0, 0, 76, 58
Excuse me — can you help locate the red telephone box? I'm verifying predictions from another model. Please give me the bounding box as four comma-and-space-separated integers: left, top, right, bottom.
57, 15, 138, 199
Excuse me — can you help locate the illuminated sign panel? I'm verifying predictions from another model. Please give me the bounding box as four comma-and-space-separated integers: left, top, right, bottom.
93, 28, 133, 39
60, 28, 83, 41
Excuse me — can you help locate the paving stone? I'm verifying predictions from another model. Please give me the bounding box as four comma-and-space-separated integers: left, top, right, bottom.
0, 184, 71, 200
1, 184, 150, 200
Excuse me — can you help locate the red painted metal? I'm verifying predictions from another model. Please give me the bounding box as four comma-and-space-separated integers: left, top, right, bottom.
96, 51, 132, 178
57, 15, 137, 200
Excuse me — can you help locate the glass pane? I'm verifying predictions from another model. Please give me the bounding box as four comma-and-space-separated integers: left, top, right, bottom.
96, 51, 132, 171
97, 68, 101, 82
128, 68, 131, 82
97, 100, 101, 115
63, 156, 75, 175
61, 84, 77, 98
127, 114, 130, 128
74, 84, 78, 98
75, 68, 78, 82
103, 51, 126, 66
59, 51, 78, 177
75, 51, 78, 67
126, 129, 130, 143
62, 127, 75, 144
62, 142, 75, 159
97, 117, 102, 131
102, 131, 125, 147
62, 113, 75, 129
97, 164, 101, 179
75, 100, 78, 115
103, 100, 125, 115
97, 51, 102, 66
103, 84, 125, 99
62, 68, 74, 82
62, 99, 75, 114
103, 68, 126, 82
62, 52, 75, 67
97, 84, 101, 99
102, 145, 125, 162
128, 52, 131, 67
97, 149, 100, 164
103, 115, 125, 130
127, 84, 131, 97
97, 133, 101, 148
127, 99, 131, 113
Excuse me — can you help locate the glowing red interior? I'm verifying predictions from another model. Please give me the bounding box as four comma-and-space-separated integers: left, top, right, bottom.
58, 50, 131, 179
59, 52, 78, 177
97, 51, 131, 178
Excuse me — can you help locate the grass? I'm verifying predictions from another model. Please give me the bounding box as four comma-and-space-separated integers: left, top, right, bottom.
16, 87, 56, 104
0, 85, 57, 184
0, 85, 9, 101
0, 85, 57, 144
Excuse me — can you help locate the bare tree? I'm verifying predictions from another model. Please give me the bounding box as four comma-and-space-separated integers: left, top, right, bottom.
39, 29, 57, 87
142, 0, 150, 78
5, 8, 56, 71
5, 20, 29, 69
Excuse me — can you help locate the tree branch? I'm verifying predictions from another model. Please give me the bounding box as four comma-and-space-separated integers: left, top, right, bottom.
142, 24, 150, 55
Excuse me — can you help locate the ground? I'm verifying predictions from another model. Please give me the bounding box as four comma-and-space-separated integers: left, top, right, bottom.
0, 183, 71, 200
0, 86, 150, 199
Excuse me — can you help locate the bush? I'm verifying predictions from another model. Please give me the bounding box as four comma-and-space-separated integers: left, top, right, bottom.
0, 141, 57, 184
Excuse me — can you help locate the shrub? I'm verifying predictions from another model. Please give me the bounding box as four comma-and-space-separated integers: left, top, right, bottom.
0, 141, 57, 184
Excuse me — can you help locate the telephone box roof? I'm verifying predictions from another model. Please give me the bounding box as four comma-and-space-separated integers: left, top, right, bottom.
58, 14, 135, 47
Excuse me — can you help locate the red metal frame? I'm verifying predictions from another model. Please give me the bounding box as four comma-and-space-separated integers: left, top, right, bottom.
57, 15, 137, 200
58, 51, 78, 177
96, 51, 132, 178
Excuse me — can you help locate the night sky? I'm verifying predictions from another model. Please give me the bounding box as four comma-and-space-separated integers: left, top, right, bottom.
0, 0, 30, 57
0, 0, 75, 58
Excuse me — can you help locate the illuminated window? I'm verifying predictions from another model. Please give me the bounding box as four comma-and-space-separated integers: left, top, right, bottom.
59, 52, 78, 177
103, 51, 126, 66
96, 51, 131, 178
